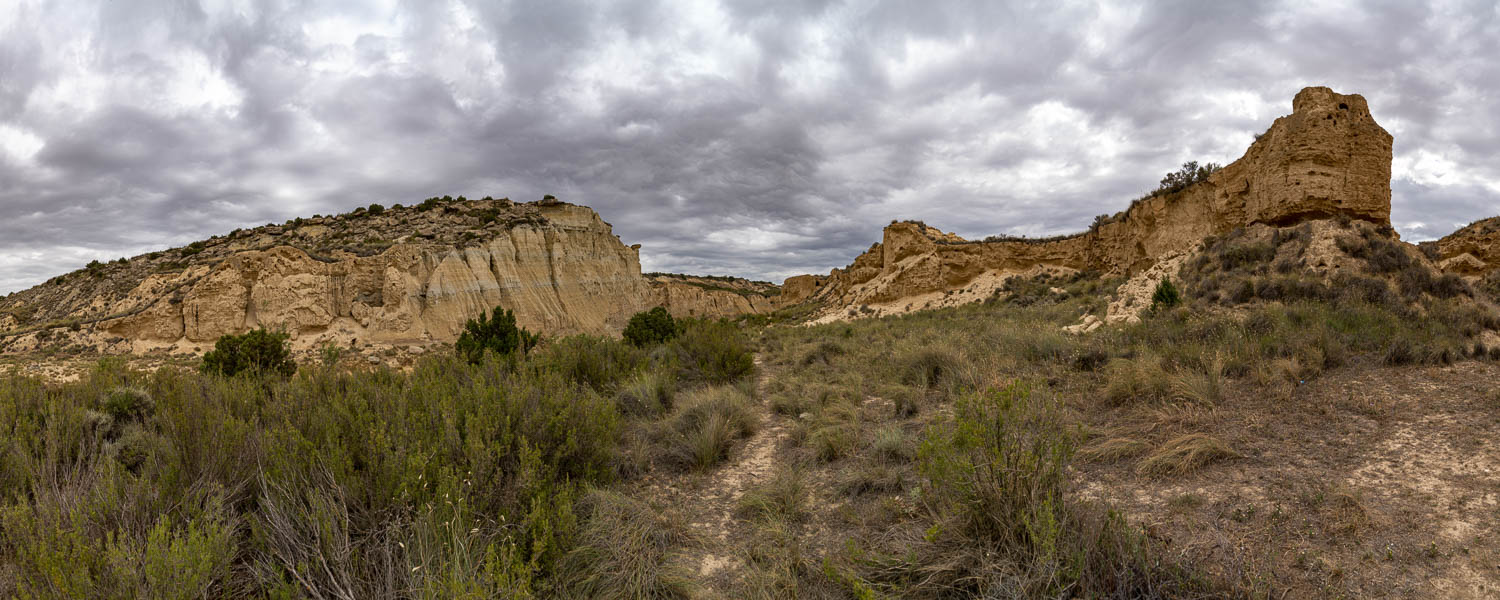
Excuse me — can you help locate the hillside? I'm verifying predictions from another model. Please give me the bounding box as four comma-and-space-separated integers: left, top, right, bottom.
784, 87, 1407, 323
0, 196, 775, 356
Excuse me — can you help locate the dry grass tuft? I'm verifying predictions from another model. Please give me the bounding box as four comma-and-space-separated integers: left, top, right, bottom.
561, 489, 698, 599
1104, 354, 1170, 405
1137, 433, 1239, 477
1077, 437, 1151, 463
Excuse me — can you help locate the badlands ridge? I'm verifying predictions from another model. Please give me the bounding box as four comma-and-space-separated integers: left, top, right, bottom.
2, 86, 1497, 355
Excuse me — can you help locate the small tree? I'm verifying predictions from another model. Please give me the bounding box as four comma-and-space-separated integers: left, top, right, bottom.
456, 306, 540, 365
367, 203, 385, 216
1151, 278, 1183, 311
201, 328, 297, 377
623, 307, 678, 347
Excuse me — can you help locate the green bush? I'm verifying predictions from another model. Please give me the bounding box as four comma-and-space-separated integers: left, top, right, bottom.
200, 328, 296, 377
456, 306, 540, 365
366, 203, 384, 216
669, 320, 754, 385
623, 307, 679, 348
531, 335, 644, 392
1150, 278, 1182, 311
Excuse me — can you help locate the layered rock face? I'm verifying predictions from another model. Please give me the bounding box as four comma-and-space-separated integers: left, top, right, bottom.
0, 199, 772, 354
1432, 217, 1500, 276
787, 87, 1395, 318
106, 204, 656, 351
650, 274, 778, 319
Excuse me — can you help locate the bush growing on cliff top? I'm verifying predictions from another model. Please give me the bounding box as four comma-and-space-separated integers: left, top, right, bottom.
456, 306, 540, 365
200, 328, 296, 377
624, 307, 679, 348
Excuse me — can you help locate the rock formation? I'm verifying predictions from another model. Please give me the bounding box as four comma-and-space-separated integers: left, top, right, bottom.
0, 198, 772, 354
650, 274, 778, 319
785, 86, 1396, 321
1432, 217, 1500, 276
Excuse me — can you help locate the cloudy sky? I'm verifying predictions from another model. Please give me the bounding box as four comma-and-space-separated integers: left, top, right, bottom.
1, 0, 1497, 293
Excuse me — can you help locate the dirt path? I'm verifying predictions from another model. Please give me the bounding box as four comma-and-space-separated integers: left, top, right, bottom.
683, 355, 792, 582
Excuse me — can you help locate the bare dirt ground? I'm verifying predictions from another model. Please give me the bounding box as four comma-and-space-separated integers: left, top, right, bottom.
1078, 360, 1500, 598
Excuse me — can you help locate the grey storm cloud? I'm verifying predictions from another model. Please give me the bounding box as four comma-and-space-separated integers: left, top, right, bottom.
1, 0, 1498, 294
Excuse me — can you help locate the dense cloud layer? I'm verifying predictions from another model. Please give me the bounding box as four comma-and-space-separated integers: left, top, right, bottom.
2, 0, 1497, 293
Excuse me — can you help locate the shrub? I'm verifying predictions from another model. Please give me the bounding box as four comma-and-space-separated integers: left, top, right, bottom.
1150, 278, 1182, 311
532, 335, 644, 392
1154, 161, 1221, 195
623, 307, 679, 347
200, 328, 296, 377
103, 386, 154, 422
670, 320, 754, 385
366, 203, 384, 216
455, 307, 540, 365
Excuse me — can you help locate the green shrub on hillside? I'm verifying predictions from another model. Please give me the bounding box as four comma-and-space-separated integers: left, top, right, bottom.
456, 307, 540, 365
623, 307, 679, 347
1150, 278, 1182, 310
530, 335, 644, 392
670, 319, 754, 385
366, 203, 384, 216
200, 328, 296, 377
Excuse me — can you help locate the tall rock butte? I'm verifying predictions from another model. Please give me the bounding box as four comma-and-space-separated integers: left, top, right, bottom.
0, 199, 775, 354
782, 86, 1395, 318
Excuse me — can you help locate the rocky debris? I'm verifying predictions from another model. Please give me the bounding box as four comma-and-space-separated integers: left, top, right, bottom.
784, 86, 1398, 324
1063, 314, 1102, 335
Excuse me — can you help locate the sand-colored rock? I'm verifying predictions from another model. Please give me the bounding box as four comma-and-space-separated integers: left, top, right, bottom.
1, 199, 775, 354
98, 205, 659, 348
786, 87, 1395, 322
1433, 217, 1500, 276
649, 275, 777, 319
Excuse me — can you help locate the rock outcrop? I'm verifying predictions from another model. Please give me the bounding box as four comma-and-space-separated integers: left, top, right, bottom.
1432, 217, 1500, 276
785, 87, 1395, 321
650, 274, 778, 319
0, 198, 773, 354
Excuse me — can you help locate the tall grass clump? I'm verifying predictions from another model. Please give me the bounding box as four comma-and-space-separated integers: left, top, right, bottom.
659, 386, 759, 471
852, 382, 1220, 598
559, 489, 697, 599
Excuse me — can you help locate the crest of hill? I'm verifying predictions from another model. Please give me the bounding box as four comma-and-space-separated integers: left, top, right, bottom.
0, 196, 774, 356
781, 86, 1439, 322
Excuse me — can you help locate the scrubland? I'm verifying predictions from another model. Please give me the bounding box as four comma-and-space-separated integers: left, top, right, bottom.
4, 224, 1500, 598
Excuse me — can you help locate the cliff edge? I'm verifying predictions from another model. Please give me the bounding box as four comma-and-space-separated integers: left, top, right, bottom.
783, 87, 1396, 322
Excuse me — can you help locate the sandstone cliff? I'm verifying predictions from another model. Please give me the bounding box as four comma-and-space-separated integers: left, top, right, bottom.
649, 274, 778, 319
786, 87, 1396, 322
0, 198, 772, 354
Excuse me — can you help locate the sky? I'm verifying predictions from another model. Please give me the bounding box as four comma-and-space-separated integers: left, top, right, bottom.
1, 0, 1497, 293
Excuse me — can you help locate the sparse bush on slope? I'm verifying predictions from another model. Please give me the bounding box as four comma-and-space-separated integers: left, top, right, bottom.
624, 306, 679, 348
200, 328, 296, 377
670, 319, 755, 384
456, 306, 540, 365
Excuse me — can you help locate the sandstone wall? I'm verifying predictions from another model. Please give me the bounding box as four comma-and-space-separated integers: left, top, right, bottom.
786, 87, 1394, 315
97, 204, 659, 350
